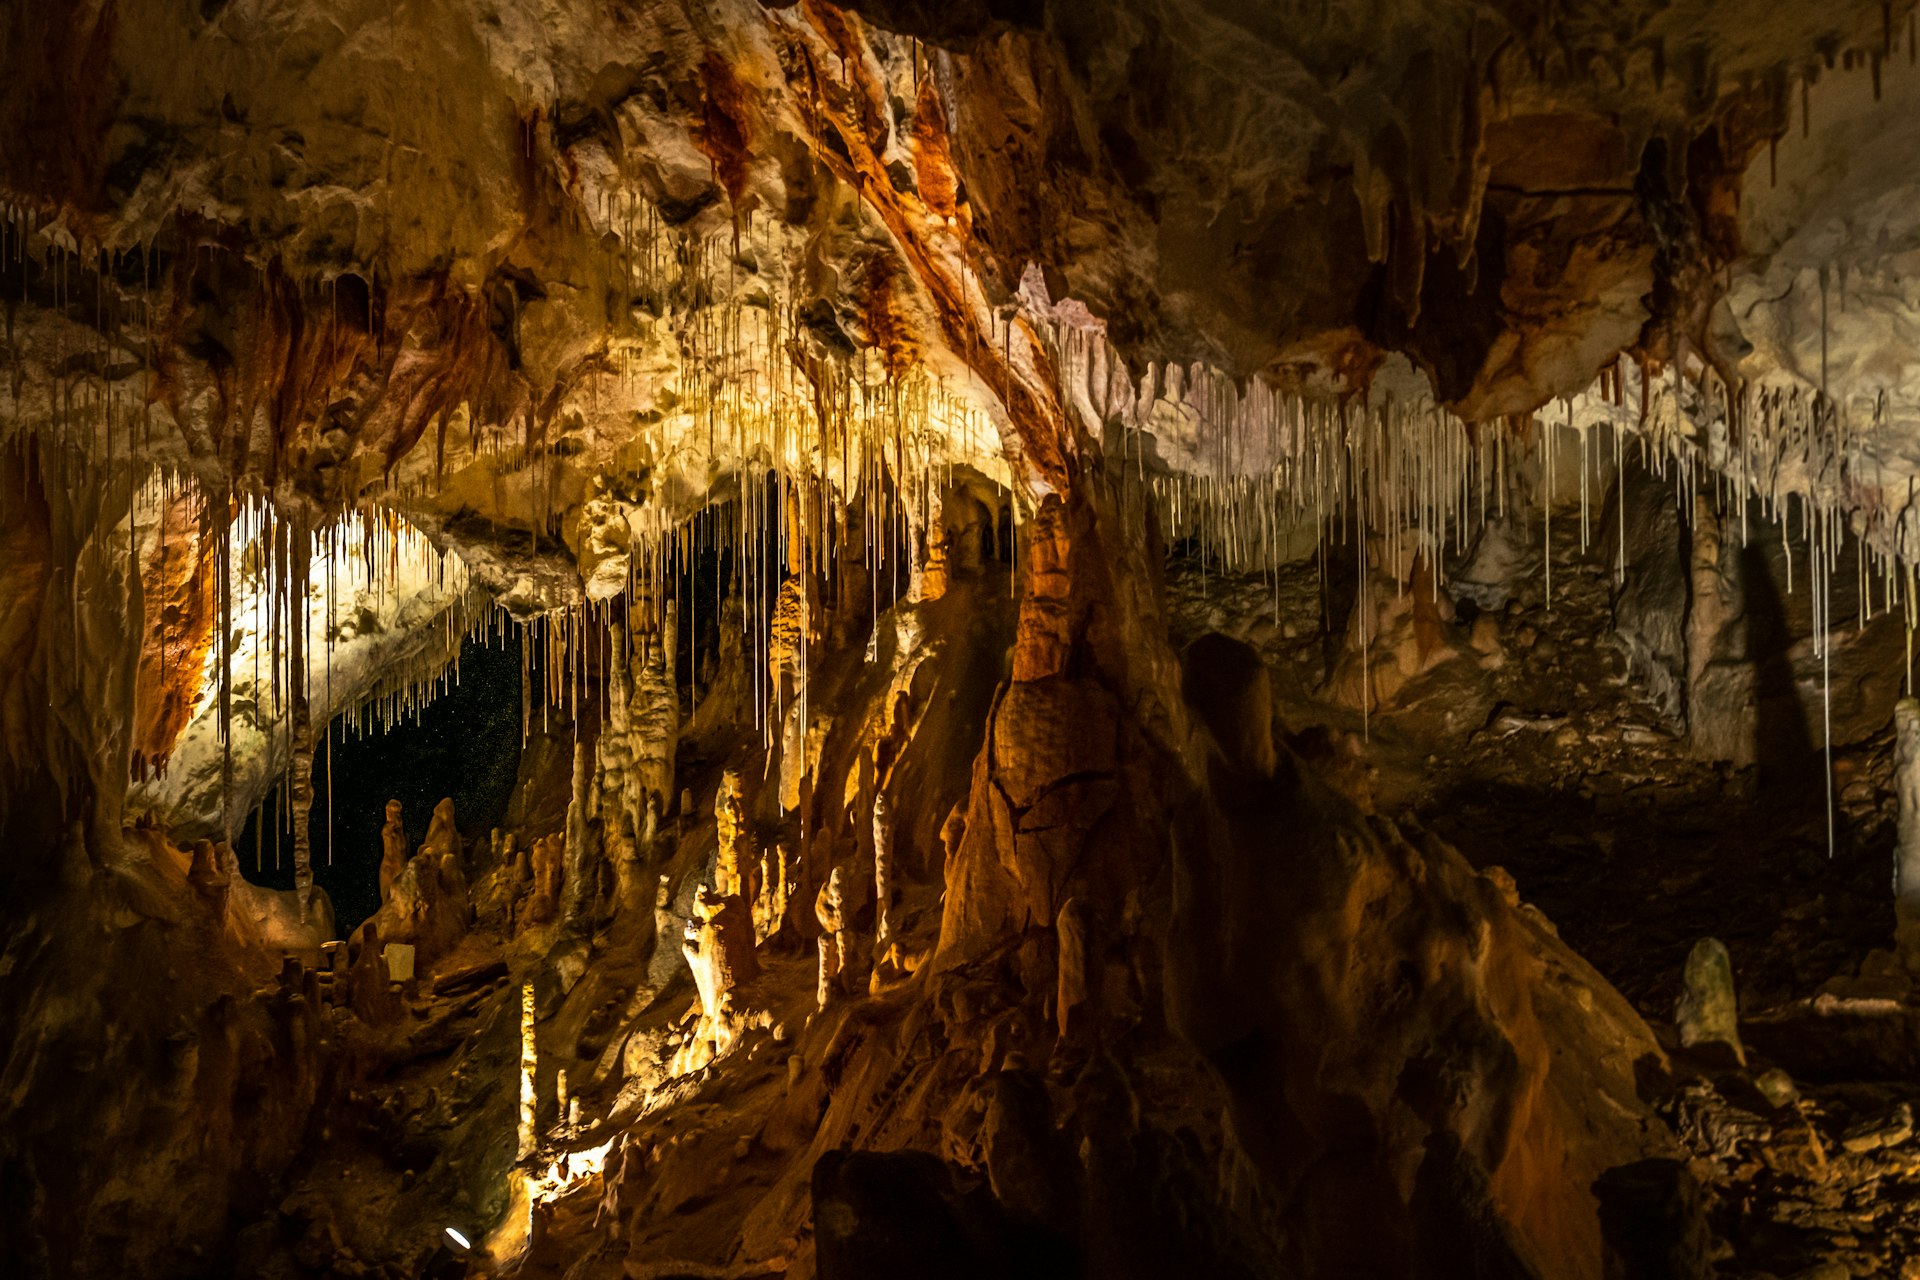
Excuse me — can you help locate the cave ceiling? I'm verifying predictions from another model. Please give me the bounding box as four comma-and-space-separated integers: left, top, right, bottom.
4, 0, 1917, 833
6, 0, 1915, 491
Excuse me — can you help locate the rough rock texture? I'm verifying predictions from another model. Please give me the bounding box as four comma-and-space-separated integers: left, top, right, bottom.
1171, 633, 1672, 1279
1611, 458, 1692, 725
9, 1, 1920, 1278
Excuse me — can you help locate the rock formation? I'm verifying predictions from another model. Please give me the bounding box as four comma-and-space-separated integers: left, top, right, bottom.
712, 768, 753, 902
378, 799, 408, 904
11, 1, 1920, 1276
1677, 937, 1747, 1067
816, 864, 852, 1011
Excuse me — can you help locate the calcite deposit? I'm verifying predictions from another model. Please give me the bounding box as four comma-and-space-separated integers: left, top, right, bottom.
12, 1, 1920, 1278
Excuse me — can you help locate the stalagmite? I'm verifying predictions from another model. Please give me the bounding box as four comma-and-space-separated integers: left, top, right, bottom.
815, 865, 849, 1011
751, 842, 792, 944
421, 797, 458, 863
682, 884, 758, 1016
640, 792, 661, 860
713, 769, 752, 899
517, 982, 538, 1160
288, 520, 315, 920
1894, 698, 1920, 956
1684, 494, 1751, 764
654, 874, 675, 954
526, 834, 565, 925
871, 790, 894, 958
562, 743, 599, 927
1676, 938, 1745, 1066
628, 610, 679, 832
918, 488, 950, 603
187, 839, 230, 917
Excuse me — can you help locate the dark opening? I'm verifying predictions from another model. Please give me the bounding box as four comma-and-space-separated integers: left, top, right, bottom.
234, 628, 525, 933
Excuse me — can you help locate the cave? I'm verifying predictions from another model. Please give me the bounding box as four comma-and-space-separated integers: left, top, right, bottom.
8, 3, 1920, 1278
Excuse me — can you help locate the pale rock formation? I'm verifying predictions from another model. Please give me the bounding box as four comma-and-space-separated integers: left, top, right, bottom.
1676, 938, 1745, 1066
1326, 539, 1460, 712
713, 769, 754, 901
565, 478, 635, 603
378, 800, 408, 904
1895, 696, 1920, 964
752, 841, 794, 945
518, 982, 538, 1160
676, 885, 760, 1073
525, 834, 565, 926
561, 743, 600, 928
381, 943, 415, 983
187, 838, 230, 917
815, 865, 851, 1011
872, 791, 895, 956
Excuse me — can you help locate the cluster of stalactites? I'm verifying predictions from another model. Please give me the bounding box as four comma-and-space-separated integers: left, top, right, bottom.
1102, 339, 1920, 639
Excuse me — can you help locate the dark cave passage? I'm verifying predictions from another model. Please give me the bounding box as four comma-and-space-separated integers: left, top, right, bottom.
235, 627, 526, 933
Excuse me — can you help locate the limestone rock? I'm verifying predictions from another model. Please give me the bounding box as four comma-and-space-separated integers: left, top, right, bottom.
377, 800, 408, 905
1676, 938, 1745, 1066
1609, 462, 1689, 726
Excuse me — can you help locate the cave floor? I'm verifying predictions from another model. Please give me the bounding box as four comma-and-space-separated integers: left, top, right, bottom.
1167, 525, 1920, 1280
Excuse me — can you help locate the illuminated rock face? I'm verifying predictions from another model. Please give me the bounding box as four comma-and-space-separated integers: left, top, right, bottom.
9, 1, 1920, 1278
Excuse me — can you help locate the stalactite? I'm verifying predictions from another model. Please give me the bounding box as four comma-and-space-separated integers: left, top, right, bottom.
289, 514, 315, 918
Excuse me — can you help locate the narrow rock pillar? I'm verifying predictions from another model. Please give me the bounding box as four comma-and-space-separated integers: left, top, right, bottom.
518, 981, 538, 1158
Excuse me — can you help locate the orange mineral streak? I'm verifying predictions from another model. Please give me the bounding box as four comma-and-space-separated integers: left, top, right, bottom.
911, 74, 966, 228
1009, 494, 1073, 683
791, 3, 1073, 491
698, 52, 756, 212
148, 241, 525, 497
130, 492, 215, 782
858, 252, 916, 380
0, 452, 53, 788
